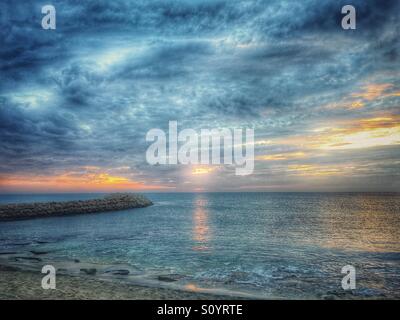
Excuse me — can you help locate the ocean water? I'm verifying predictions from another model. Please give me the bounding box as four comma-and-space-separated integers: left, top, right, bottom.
0, 192, 399, 299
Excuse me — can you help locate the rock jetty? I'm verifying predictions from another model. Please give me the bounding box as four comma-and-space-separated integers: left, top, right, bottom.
0, 193, 153, 221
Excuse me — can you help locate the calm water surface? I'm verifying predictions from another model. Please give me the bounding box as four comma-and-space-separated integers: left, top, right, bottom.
0, 193, 399, 299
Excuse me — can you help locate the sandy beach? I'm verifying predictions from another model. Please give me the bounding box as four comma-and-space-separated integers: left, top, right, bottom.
0, 265, 237, 300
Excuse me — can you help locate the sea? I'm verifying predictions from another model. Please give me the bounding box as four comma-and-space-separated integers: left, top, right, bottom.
0, 192, 399, 299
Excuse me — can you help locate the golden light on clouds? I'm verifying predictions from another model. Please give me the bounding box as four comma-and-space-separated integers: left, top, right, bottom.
317, 128, 400, 150
312, 116, 400, 150
0, 170, 168, 192
191, 166, 216, 175
351, 83, 394, 101
253, 113, 400, 179
325, 83, 399, 110
349, 100, 364, 109
287, 164, 351, 177
257, 152, 306, 161
268, 115, 400, 152
180, 166, 218, 192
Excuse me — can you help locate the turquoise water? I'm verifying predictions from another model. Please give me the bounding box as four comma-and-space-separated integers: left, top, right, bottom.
0, 192, 399, 299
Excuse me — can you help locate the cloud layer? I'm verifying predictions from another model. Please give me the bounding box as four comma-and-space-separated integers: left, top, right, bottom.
0, 0, 399, 192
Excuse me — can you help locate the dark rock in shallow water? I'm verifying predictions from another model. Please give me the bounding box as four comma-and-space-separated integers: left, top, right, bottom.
14, 256, 42, 262
30, 250, 49, 255
0, 265, 19, 271
9, 242, 31, 246
104, 269, 130, 276
80, 268, 97, 275
157, 274, 184, 282
0, 193, 153, 222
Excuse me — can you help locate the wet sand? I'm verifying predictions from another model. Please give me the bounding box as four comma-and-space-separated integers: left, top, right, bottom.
0, 265, 237, 300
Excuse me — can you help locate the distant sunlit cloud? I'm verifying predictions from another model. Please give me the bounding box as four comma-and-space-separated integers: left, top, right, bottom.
351, 83, 396, 101
287, 164, 353, 177
324, 83, 399, 110
257, 152, 306, 161
0, 169, 170, 192
268, 114, 400, 151
191, 166, 217, 175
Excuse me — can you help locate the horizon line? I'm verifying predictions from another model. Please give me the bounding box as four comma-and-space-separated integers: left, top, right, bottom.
0, 191, 399, 195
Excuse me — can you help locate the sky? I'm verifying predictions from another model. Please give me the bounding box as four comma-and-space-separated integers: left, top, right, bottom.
0, 0, 399, 193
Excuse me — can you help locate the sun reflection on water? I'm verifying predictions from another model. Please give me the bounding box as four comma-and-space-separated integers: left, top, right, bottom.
192, 195, 212, 251
309, 194, 400, 252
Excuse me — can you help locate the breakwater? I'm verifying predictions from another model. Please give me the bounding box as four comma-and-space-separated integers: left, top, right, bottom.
0, 193, 153, 221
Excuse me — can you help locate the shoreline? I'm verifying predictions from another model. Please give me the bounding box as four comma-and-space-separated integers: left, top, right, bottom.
0, 193, 153, 222
0, 250, 262, 300
0, 250, 255, 300
0, 264, 244, 300
0, 258, 395, 300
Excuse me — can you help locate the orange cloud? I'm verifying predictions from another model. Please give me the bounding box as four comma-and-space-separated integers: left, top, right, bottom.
287, 164, 356, 177
351, 83, 394, 101
257, 152, 306, 161
325, 83, 399, 110
348, 100, 364, 109
0, 171, 169, 192
287, 164, 352, 177
270, 114, 400, 151
251, 114, 400, 179
312, 116, 400, 150
191, 166, 216, 175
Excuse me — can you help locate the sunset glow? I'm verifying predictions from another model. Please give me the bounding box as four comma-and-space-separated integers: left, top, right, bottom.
191, 166, 216, 176
257, 152, 306, 161
287, 164, 348, 177
0, 171, 168, 192
351, 83, 394, 101
268, 115, 400, 152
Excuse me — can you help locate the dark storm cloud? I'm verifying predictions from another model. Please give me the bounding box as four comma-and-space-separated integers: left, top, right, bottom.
0, 96, 81, 174
113, 41, 213, 80
54, 62, 106, 107
256, 0, 399, 39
